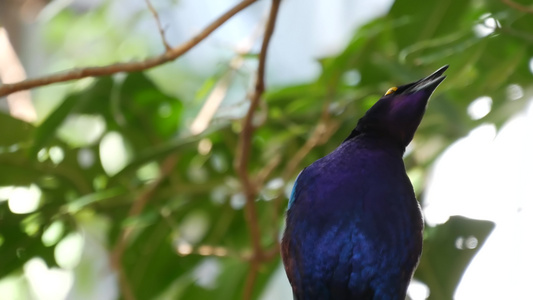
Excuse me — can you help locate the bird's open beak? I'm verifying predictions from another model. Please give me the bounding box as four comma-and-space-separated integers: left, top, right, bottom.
409, 65, 448, 93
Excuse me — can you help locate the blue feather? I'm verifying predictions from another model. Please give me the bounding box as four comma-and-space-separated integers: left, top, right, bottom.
288, 170, 303, 210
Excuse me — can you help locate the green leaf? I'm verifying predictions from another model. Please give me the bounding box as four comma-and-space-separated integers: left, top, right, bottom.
414, 216, 495, 299
30, 77, 114, 157
119, 72, 183, 141
65, 187, 127, 214
0, 203, 59, 277
0, 113, 34, 148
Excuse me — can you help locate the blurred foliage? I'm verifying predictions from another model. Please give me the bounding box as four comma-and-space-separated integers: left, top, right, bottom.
1, 0, 533, 299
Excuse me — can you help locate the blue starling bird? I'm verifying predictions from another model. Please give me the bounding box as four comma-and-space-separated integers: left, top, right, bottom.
281, 66, 448, 300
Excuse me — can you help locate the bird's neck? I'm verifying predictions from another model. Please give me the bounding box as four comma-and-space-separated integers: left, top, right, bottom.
346, 132, 406, 156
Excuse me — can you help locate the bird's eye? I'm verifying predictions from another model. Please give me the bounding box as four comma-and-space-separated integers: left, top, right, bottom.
385, 87, 398, 96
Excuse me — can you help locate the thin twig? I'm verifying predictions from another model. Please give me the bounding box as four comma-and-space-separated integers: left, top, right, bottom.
117, 271, 136, 300
111, 154, 179, 300
175, 242, 251, 259
282, 102, 336, 179
190, 17, 267, 135
501, 0, 533, 14
144, 0, 172, 51
0, 0, 258, 98
243, 263, 260, 300
235, 0, 282, 299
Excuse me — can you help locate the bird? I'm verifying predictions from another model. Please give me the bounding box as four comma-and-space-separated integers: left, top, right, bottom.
281, 65, 448, 300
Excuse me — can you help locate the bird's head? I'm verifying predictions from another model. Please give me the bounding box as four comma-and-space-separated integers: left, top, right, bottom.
353, 65, 448, 147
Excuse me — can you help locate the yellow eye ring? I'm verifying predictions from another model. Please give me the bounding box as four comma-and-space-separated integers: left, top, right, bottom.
385, 87, 398, 96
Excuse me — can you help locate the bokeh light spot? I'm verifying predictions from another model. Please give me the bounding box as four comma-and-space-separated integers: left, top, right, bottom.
467, 96, 492, 120
8, 185, 41, 214
473, 14, 500, 37
99, 131, 132, 176
49, 146, 64, 164
54, 232, 84, 270
507, 84, 524, 101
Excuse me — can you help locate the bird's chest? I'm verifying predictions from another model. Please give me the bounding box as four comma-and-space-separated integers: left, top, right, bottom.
294, 151, 423, 251
308, 156, 416, 216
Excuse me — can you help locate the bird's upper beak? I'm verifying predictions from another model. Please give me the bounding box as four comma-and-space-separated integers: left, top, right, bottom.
407, 65, 448, 94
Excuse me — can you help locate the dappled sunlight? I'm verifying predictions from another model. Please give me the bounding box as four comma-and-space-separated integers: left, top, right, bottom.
407, 280, 430, 300
178, 211, 210, 245
467, 96, 492, 120
197, 138, 213, 155
77, 148, 95, 169
135, 161, 160, 182
99, 131, 132, 176
176, 241, 194, 256
230, 192, 246, 210
473, 14, 500, 38
455, 236, 478, 250
507, 84, 524, 101
24, 258, 73, 300
342, 69, 362, 87
55, 233, 84, 270
7, 185, 42, 214
261, 177, 285, 201
42, 221, 65, 247
57, 114, 106, 147
48, 146, 65, 164
66, 224, 119, 300
192, 258, 222, 289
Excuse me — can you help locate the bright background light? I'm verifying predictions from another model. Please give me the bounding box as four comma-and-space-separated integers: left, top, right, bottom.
425, 100, 533, 299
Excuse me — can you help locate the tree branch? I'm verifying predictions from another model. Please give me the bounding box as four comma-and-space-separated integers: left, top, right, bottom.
0, 0, 259, 98
175, 242, 250, 260
501, 0, 533, 14
235, 0, 282, 299
144, 0, 172, 51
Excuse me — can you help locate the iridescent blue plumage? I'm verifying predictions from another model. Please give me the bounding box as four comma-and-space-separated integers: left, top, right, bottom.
282, 66, 448, 300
